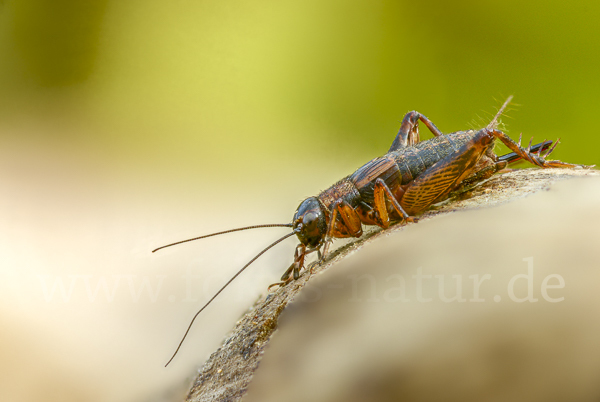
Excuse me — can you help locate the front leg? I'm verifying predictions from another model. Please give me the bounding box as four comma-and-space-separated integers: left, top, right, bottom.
320, 199, 363, 263
271, 246, 323, 288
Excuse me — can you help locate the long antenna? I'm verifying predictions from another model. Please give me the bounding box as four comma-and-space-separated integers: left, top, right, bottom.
487, 95, 513, 130
164, 231, 296, 367
152, 224, 293, 253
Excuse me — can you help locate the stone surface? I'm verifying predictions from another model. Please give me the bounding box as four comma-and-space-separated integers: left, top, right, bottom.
184, 168, 599, 402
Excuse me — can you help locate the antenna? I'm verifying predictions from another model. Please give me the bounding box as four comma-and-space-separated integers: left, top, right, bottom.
153, 224, 293, 253
164, 231, 296, 366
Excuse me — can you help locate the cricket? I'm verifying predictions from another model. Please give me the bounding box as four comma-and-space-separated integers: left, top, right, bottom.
154, 96, 591, 365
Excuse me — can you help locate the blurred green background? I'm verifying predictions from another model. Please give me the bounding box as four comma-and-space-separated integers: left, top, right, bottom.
1, 0, 598, 176
1, 1, 598, 402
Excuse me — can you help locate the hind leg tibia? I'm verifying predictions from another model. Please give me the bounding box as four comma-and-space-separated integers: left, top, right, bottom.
488, 129, 593, 169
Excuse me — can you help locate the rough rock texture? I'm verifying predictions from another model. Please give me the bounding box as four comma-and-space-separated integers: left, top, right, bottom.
185, 168, 598, 402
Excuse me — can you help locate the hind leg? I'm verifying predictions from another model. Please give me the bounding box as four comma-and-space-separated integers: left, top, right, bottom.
455, 139, 560, 193
388, 111, 444, 152
449, 155, 508, 195
454, 139, 557, 193
489, 130, 593, 169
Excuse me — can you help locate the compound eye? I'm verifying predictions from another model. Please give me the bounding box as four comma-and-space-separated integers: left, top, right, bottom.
303, 211, 318, 228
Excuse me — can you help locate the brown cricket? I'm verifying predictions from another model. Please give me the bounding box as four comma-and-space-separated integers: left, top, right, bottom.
154, 96, 592, 365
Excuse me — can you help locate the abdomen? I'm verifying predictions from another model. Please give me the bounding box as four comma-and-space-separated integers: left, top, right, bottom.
392, 131, 474, 184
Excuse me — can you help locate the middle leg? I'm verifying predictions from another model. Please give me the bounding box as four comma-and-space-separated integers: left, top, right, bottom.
371, 178, 417, 227
320, 199, 363, 264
